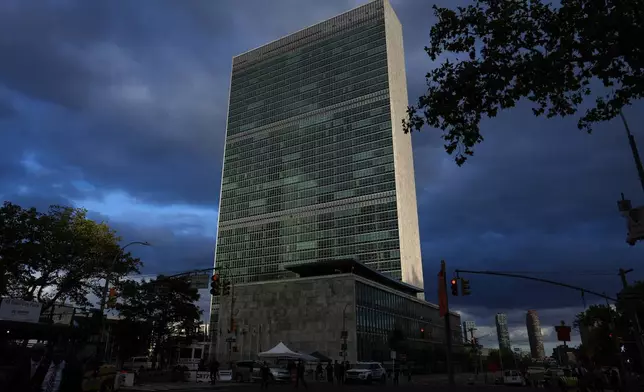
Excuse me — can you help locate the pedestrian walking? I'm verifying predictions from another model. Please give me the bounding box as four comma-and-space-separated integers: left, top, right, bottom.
315, 362, 322, 381
209, 359, 220, 385
9, 343, 46, 392
338, 361, 345, 385
326, 362, 334, 384
295, 360, 308, 389
334, 360, 341, 384
260, 362, 270, 390
406, 364, 412, 383
31, 345, 83, 392
610, 369, 620, 392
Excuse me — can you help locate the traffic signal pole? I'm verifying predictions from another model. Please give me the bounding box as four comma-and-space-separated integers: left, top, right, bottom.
454, 269, 617, 301
619, 110, 644, 194
441, 260, 456, 386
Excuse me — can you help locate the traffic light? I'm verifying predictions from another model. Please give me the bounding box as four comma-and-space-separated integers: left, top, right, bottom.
222, 280, 231, 296
450, 279, 459, 296
107, 287, 117, 308
210, 274, 220, 296
461, 279, 471, 296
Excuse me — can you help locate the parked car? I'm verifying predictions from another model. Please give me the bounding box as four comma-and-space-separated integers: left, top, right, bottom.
253, 363, 291, 383
123, 356, 153, 374
235, 361, 290, 383
234, 361, 259, 382
345, 362, 386, 384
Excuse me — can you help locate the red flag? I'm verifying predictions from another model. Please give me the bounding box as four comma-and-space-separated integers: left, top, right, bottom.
438, 269, 447, 317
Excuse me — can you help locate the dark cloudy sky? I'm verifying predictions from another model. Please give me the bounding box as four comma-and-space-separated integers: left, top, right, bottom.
1, 0, 642, 353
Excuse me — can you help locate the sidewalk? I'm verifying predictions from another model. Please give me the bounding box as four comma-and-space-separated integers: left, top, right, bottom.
121, 381, 236, 391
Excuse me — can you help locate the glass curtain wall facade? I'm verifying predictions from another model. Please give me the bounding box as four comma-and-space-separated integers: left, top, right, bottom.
355, 281, 462, 364
495, 313, 512, 351
211, 0, 421, 333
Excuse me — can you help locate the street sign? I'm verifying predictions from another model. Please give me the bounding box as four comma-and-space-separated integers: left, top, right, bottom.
0, 298, 42, 323
390, 351, 396, 360
188, 274, 210, 290
225, 337, 236, 343
555, 321, 571, 342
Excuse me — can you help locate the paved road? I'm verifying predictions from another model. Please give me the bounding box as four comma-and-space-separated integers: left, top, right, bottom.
123, 383, 525, 392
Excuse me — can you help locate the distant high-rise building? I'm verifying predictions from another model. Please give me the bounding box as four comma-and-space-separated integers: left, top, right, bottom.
210, 0, 424, 334
495, 313, 512, 351
463, 320, 476, 342
526, 310, 546, 358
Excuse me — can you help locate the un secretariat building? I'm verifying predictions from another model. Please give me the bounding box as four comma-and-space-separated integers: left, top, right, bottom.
210, 0, 428, 348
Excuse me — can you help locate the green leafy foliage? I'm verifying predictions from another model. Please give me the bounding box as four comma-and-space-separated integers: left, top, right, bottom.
574, 304, 624, 366
404, 0, 644, 165
116, 276, 201, 364
0, 201, 141, 312
487, 348, 520, 369
111, 319, 154, 364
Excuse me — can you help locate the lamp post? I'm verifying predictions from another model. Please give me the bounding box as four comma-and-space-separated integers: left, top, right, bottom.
98, 240, 150, 359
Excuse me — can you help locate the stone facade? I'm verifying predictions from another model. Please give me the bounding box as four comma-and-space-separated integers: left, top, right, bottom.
216, 274, 357, 363
383, 0, 424, 294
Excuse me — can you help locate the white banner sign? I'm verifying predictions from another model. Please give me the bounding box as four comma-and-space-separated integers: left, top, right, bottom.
183, 370, 233, 383
0, 298, 42, 323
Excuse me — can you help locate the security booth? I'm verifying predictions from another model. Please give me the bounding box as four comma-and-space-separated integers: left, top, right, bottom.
174, 342, 212, 383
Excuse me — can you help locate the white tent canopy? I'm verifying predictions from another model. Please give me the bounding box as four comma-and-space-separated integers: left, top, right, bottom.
258, 342, 318, 361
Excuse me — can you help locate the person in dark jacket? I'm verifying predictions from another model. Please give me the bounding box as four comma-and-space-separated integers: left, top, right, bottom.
295, 360, 307, 389
325, 362, 334, 384
315, 363, 323, 381
31, 345, 83, 392
260, 362, 270, 390
9, 343, 46, 392
209, 359, 220, 385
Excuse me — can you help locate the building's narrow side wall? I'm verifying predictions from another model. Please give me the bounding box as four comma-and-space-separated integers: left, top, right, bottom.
383, 1, 424, 293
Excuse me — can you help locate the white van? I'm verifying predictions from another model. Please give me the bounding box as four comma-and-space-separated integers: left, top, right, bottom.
126, 356, 153, 373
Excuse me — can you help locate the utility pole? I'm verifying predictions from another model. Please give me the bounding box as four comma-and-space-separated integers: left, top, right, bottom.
617, 268, 644, 373
441, 260, 455, 386
620, 111, 644, 194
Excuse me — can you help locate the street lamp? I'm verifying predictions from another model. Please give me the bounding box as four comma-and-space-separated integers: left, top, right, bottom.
99, 241, 151, 316
98, 241, 150, 359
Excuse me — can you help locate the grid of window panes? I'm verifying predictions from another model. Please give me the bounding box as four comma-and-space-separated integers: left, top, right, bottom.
355, 281, 462, 362
217, 201, 402, 283
215, 12, 404, 283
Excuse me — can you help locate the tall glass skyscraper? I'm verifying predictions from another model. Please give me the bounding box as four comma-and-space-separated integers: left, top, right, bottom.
526, 310, 545, 358
495, 313, 512, 351
211, 0, 423, 332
